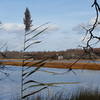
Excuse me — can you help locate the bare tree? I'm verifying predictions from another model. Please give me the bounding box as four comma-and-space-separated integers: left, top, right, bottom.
82, 0, 100, 57
0, 24, 9, 80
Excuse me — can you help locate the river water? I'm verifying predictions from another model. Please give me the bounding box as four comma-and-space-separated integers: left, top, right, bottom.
0, 65, 100, 100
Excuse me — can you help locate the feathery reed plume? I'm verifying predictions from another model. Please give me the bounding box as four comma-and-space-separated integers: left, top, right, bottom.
24, 8, 32, 32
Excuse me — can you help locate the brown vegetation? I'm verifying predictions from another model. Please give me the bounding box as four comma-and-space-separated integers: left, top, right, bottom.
1, 59, 100, 70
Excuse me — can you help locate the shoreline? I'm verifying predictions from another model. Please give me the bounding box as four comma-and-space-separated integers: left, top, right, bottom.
0, 59, 100, 70
1, 58, 100, 61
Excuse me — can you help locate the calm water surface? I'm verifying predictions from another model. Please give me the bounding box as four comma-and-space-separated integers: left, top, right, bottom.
0, 65, 100, 100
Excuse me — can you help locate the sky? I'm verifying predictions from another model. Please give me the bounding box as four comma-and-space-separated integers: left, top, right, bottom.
0, 0, 98, 51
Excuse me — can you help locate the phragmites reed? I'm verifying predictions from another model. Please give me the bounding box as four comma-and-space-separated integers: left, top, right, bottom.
24, 8, 32, 32
20, 8, 79, 100
21, 7, 32, 100
21, 7, 50, 100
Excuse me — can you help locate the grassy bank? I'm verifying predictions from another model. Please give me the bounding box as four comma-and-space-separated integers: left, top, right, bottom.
0, 59, 100, 70
12, 88, 100, 100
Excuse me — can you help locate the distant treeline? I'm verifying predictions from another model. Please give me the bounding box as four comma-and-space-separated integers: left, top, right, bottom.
0, 48, 100, 60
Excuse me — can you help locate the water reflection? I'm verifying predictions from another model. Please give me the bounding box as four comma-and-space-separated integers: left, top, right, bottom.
0, 65, 100, 100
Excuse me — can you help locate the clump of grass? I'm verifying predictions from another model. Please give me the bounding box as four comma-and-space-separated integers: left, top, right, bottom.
70, 88, 100, 100
12, 87, 100, 100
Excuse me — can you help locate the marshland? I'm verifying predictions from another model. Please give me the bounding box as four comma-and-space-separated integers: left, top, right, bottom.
0, 0, 100, 100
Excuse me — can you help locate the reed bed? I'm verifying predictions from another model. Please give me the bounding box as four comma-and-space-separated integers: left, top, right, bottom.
1, 60, 100, 70
12, 88, 100, 100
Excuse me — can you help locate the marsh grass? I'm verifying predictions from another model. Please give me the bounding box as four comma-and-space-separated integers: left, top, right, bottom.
13, 87, 100, 100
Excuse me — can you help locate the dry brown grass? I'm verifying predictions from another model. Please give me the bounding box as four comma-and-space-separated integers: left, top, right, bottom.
0, 59, 100, 70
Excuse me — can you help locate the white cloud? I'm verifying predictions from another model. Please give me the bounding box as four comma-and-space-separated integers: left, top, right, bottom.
0, 22, 83, 51
47, 24, 60, 32
72, 17, 100, 48
2, 23, 24, 32
1, 23, 60, 33
73, 16, 100, 33
0, 23, 62, 51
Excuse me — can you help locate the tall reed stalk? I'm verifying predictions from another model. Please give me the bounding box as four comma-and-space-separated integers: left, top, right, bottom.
19, 7, 83, 99
21, 7, 32, 99
21, 8, 49, 99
